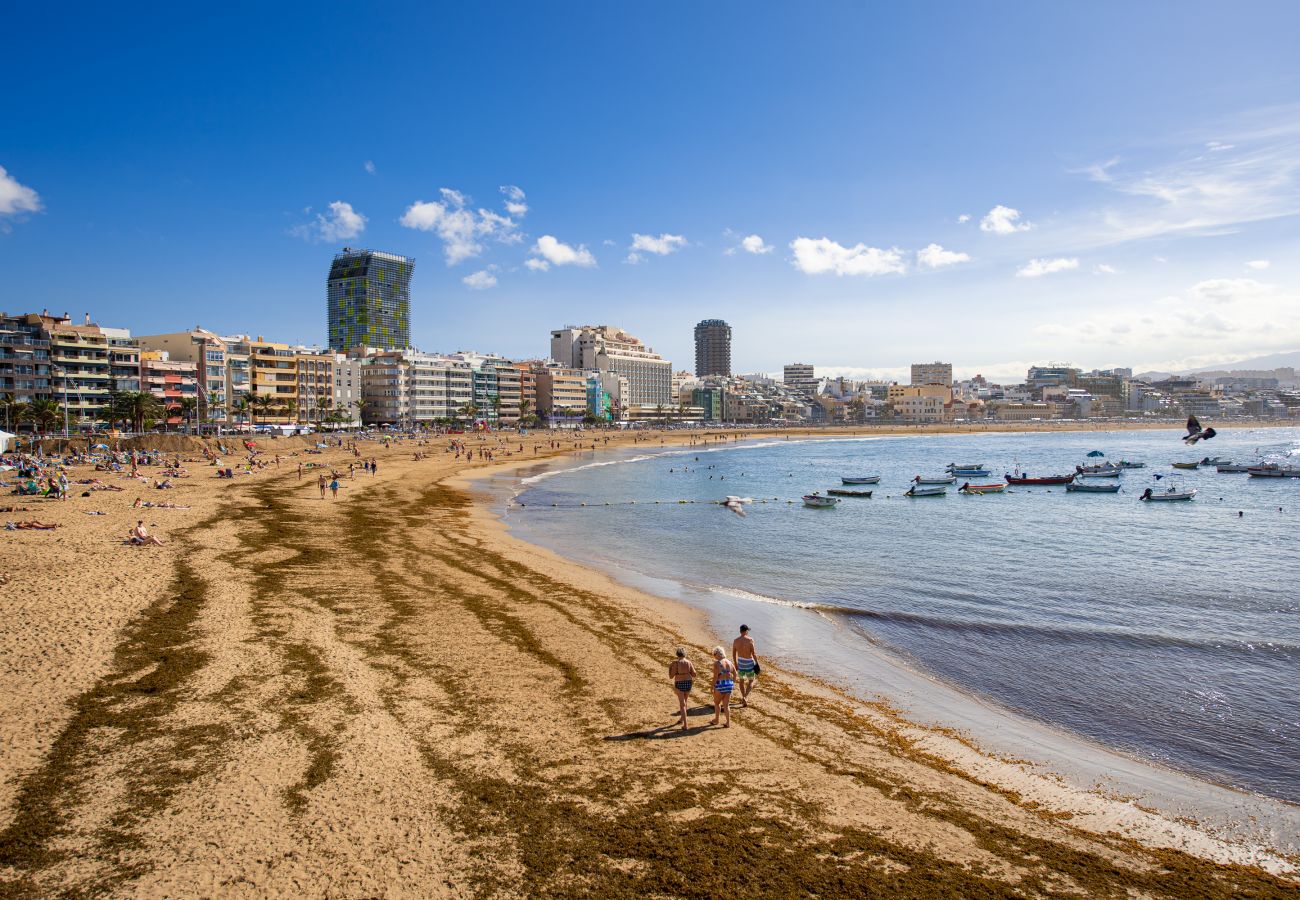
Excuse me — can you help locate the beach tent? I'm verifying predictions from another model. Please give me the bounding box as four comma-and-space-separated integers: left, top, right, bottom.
0, 430, 15, 453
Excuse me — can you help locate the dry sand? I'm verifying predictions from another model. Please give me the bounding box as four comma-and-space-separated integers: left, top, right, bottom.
1, 424, 1297, 897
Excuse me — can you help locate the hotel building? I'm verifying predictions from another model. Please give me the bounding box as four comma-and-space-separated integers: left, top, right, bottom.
693, 319, 732, 377
327, 248, 414, 351
549, 325, 671, 408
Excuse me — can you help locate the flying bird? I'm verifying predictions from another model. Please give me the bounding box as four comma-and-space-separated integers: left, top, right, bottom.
721, 495, 752, 517
1183, 415, 1217, 444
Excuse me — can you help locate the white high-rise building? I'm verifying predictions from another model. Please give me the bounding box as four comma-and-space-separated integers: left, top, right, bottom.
549, 325, 672, 407
783, 363, 817, 397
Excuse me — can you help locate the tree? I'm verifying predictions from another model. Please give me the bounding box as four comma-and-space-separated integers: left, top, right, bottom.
278, 397, 297, 424
24, 398, 64, 435
178, 397, 199, 433
490, 393, 502, 425
0, 393, 18, 432
110, 391, 163, 433
231, 395, 250, 427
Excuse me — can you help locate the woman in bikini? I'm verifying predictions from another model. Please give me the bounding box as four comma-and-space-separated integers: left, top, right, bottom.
710, 646, 737, 728
668, 648, 696, 731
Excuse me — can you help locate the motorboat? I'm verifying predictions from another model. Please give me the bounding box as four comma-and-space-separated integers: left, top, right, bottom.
947, 465, 991, 476
1077, 462, 1121, 474
1004, 467, 1075, 485
1076, 468, 1121, 479
802, 493, 840, 508
1215, 463, 1251, 473
1248, 463, 1300, 478
945, 462, 985, 471
827, 488, 872, 498
1066, 481, 1122, 493
1171, 461, 1200, 470
840, 475, 881, 485
1200, 457, 1232, 466
958, 482, 1006, 494
1140, 486, 1196, 501
1115, 460, 1146, 469
913, 474, 957, 485
904, 484, 947, 497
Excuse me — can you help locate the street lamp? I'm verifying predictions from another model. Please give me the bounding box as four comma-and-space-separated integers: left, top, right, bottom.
53, 364, 70, 438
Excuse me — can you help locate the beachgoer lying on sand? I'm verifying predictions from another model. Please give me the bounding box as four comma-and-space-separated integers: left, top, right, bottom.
0, 506, 31, 513
669, 648, 697, 731
129, 521, 164, 546
6, 520, 60, 530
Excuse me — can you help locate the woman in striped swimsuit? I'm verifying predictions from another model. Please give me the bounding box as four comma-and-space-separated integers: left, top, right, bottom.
710, 647, 737, 728
668, 649, 697, 731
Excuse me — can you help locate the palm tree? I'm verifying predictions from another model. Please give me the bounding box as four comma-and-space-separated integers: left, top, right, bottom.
178, 397, 199, 433
109, 391, 162, 433
25, 397, 65, 435
489, 393, 502, 425
278, 397, 297, 424
0, 392, 17, 433
231, 395, 251, 428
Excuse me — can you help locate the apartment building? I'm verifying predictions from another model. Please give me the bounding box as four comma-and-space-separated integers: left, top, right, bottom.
910, 361, 953, 387
534, 364, 589, 419
135, 328, 230, 424
550, 325, 672, 407
0, 314, 51, 408
140, 351, 199, 425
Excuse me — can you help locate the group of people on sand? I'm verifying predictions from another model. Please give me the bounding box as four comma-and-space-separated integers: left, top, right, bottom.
667, 625, 760, 730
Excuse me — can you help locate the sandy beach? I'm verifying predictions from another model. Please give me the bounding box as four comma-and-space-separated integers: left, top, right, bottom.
1, 423, 1298, 897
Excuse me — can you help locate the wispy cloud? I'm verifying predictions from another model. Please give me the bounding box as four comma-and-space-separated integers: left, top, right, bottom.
462, 268, 498, 290
916, 243, 970, 269
528, 235, 596, 271
1246, 259, 1271, 270
956, 213, 971, 224
789, 237, 906, 277
0, 164, 43, 230
363, 160, 376, 175
292, 200, 367, 242
1016, 257, 1078, 278
1094, 263, 1119, 275
626, 232, 686, 264
399, 186, 525, 264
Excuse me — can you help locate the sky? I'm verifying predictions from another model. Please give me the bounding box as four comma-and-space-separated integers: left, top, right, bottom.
3, 1, 1300, 383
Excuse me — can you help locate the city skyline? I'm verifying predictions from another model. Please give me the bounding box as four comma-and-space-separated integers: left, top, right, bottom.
4, 3, 1300, 382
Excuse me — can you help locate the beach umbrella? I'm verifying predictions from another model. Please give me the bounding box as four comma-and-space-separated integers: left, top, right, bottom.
1086, 450, 1105, 457
92, 443, 109, 449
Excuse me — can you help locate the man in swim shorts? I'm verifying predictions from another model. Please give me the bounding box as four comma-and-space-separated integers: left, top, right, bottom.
732, 624, 759, 707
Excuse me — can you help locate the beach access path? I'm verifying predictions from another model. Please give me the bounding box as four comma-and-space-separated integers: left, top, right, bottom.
0, 425, 1297, 897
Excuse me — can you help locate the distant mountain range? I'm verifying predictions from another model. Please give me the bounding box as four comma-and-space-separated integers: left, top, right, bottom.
1135, 349, 1300, 382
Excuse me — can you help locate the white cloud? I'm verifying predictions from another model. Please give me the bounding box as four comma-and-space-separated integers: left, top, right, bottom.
1246, 259, 1271, 270
628, 233, 687, 263
740, 234, 773, 254
500, 184, 528, 217
979, 205, 1032, 235
0, 165, 43, 226
399, 186, 525, 265
957, 214, 971, 223
531, 234, 596, 269
292, 200, 367, 242
1189, 278, 1271, 304
789, 237, 906, 277
916, 243, 970, 269
1015, 257, 1079, 278
1094, 263, 1120, 275
363, 160, 376, 174
462, 269, 498, 290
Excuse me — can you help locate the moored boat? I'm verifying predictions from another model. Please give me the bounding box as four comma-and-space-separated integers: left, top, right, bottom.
1247, 463, 1300, 478
1004, 467, 1075, 485
827, 488, 872, 497
945, 462, 985, 472
1077, 462, 1121, 474
1200, 456, 1231, 466
802, 493, 840, 508
948, 466, 991, 476
1066, 481, 1122, 493
1076, 469, 1121, 479
1216, 463, 1250, 473
1171, 461, 1200, 470
1116, 460, 1146, 469
913, 474, 957, 485
1140, 486, 1196, 501
958, 482, 1006, 494
840, 475, 881, 485
904, 484, 947, 497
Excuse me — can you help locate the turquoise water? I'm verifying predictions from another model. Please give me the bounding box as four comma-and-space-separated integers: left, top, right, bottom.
509, 428, 1300, 803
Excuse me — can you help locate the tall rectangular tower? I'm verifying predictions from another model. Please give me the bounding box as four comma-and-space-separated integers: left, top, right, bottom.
327, 248, 414, 351
693, 319, 732, 376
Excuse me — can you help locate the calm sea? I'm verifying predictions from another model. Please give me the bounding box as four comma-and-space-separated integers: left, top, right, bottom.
507, 427, 1300, 803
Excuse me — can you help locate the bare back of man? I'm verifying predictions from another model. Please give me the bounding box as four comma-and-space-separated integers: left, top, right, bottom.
732, 625, 759, 707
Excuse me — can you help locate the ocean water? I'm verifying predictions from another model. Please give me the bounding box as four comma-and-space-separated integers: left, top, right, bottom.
507, 428, 1300, 803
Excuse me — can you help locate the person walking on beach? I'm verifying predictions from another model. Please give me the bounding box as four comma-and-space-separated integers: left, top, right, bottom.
732, 625, 759, 707
329, 476, 340, 499
318, 473, 327, 499
709, 647, 736, 728
668, 648, 697, 731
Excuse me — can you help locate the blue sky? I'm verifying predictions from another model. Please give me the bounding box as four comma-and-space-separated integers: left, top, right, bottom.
4, 1, 1300, 381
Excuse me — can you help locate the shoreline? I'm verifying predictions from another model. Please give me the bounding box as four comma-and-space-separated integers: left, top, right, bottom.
2, 425, 1298, 894
460, 432, 1300, 863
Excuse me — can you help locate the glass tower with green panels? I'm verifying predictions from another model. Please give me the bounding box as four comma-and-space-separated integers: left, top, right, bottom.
327, 248, 414, 351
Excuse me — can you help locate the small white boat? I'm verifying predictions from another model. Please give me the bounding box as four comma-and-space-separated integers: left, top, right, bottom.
1077, 469, 1121, 479
1140, 486, 1196, 501
1116, 460, 1146, 469
1067, 481, 1122, 493
905, 484, 947, 497
841, 475, 881, 485
913, 474, 957, 485
945, 462, 984, 471
1077, 462, 1121, 474
1200, 457, 1232, 466
948, 467, 991, 476
1216, 463, 1250, 473
802, 493, 840, 508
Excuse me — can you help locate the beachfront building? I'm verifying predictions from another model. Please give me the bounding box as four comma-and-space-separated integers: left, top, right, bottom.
332, 354, 365, 427
357, 350, 478, 426
534, 364, 589, 423
294, 349, 335, 426
0, 313, 52, 410
549, 325, 672, 408
327, 248, 414, 351
1026, 365, 1081, 398
221, 335, 299, 424
46, 314, 116, 426
888, 384, 952, 423
140, 351, 199, 427
135, 328, 231, 426
910, 361, 953, 387
783, 363, 817, 398
693, 319, 732, 377
515, 361, 538, 424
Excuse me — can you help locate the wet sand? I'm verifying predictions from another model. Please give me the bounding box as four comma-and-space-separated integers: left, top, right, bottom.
1, 426, 1297, 896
